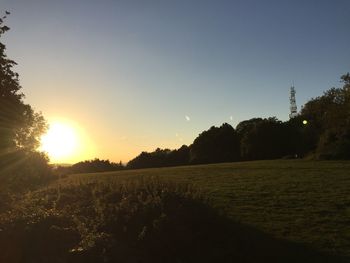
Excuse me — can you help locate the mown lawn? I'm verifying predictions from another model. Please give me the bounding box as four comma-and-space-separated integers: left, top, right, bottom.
66, 159, 350, 258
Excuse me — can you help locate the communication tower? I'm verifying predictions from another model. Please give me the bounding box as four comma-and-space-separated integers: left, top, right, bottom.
289, 85, 297, 119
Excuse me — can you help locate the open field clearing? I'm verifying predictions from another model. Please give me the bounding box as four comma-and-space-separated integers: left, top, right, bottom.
1, 160, 349, 262
67, 160, 350, 258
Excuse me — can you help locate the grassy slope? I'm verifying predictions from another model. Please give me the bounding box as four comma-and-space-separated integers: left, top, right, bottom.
65, 159, 350, 257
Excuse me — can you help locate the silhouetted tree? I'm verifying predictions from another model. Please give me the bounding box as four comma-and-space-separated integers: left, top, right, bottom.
127, 146, 190, 169
69, 158, 124, 174
236, 118, 264, 139
127, 148, 170, 169
238, 117, 291, 160
284, 115, 317, 158
0, 14, 46, 154
0, 13, 50, 190
299, 73, 350, 159
169, 145, 190, 166
190, 123, 240, 164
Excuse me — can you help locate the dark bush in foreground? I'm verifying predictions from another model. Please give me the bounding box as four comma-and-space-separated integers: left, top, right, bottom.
0, 151, 52, 193
0, 178, 345, 263
0, 178, 230, 262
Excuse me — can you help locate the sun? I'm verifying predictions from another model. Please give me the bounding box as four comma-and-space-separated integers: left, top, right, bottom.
40, 122, 79, 163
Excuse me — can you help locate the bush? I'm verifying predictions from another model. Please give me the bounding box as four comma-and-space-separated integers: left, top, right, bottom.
0, 177, 344, 263
0, 151, 52, 192
0, 178, 238, 263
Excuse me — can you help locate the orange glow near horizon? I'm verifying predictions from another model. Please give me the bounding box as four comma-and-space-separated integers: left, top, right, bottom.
40, 119, 96, 164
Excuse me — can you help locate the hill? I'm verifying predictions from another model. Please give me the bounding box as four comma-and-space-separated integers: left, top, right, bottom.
1, 160, 349, 262
65, 160, 350, 257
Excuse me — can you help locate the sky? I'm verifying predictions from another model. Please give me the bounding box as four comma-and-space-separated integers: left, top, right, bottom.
1, 0, 350, 163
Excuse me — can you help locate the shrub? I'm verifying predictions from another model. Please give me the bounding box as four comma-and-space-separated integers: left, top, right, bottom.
0, 178, 236, 263
0, 151, 52, 193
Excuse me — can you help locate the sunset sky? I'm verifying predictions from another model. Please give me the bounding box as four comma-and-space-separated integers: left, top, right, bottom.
2, 0, 350, 163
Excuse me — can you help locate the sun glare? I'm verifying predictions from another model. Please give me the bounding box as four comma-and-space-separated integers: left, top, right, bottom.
40, 122, 79, 163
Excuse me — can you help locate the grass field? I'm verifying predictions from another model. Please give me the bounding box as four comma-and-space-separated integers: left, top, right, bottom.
67, 160, 350, 258
1, 159, 349, 262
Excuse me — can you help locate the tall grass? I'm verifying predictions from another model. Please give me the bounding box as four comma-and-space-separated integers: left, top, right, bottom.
0, 177, 236, 262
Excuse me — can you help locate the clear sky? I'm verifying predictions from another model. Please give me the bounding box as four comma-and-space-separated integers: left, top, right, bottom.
1, 0, 350, 163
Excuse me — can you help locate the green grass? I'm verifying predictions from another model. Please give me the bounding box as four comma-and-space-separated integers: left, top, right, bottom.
65, 159, 350, 258
1, 159, 349, 262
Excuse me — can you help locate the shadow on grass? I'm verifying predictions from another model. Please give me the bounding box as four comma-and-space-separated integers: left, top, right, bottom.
0, 179, 347, 263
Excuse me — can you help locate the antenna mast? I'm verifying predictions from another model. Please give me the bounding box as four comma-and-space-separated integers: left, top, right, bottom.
289, 84, 297, 119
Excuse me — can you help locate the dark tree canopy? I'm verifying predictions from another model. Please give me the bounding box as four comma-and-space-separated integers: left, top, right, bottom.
236, 118, 264, 138
0, 13, 46, 154
127, 146, 190, 169
238, 117, 292, 160
0, 13, 50, 190
70, 158, 124, 173
190, 123, 240, 164
298, 73, 350, 159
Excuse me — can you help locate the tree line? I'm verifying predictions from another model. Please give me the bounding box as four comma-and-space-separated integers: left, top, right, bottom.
127, 74, 350, 169
56, 158, 124, 175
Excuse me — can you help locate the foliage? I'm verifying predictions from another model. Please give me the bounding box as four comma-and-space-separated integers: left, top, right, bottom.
0, 178, 235, 263
237, 117, 292, 160
127, 145, 190, 169
299, 73, 350, 159
0, 13, 47, 153
0, 13, 51, 191
190, 123, 240, 164
57, 158, 124, 175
